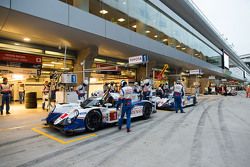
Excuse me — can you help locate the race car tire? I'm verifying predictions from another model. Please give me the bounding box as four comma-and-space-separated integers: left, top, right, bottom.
85, 110, 102, 132
143, 103, 152, 119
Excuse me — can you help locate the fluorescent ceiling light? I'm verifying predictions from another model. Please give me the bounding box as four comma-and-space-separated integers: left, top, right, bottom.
181, 47, 186, 50
61, 67, 69, 70
145, 30, 151, 33
0, 43, 43, 53
23, 37, 31, 42
45, 50, 64, 56
12, 74, 24, 80
51, 61, 63, 65
154, 35, 158, 38
122, 1, 126, 5
14, 43, 20, 46
42, 63, 54, 67
99, 10, 108, 14
176, 45, 181, 47
195, 53, 199, 56
42, 71, 51, 74
132, 25, 137, 28
117, 62, 125, 65
94, 58, 106, 63
118, 18, 125, 22
162, 39, 168, 42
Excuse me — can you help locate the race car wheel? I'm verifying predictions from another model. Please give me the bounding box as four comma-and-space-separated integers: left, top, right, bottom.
85, 110, 102, 132
143, 103, 152, 119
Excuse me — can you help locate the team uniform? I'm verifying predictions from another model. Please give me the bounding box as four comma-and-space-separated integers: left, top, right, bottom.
42, 84, 50, 110
142, 84, 151, 100
117, 83, 133, 132
76, 84, 86, 100
0, 83, 11, 114
133, 85, 141, 94
173, 83, 185, 113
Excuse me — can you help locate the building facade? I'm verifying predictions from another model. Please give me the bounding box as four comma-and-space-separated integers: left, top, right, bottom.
0, 0, 249, 98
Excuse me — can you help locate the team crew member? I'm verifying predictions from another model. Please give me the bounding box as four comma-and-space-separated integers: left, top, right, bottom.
0, 78, 11, 115
246, 85, 250, 98
76, 80, 88, 100
109, 81, 116, 93
18, 84, 25, 104
133, 82, 141, 94
42, 81, 50, 110
117, 80, 133, 132
142, 79, 152, 100
173, 80, 185, 113
103, 82, 109, 93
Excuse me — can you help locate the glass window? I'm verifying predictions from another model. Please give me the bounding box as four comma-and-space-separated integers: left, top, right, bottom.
63, 0, 223, 67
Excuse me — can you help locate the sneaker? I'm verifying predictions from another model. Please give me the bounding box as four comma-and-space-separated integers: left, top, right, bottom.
118, 126, 121, 130
6, 112, 11, 114
127, 128, 131, 133
181, 111, 185, 113
0, 112, 3, 115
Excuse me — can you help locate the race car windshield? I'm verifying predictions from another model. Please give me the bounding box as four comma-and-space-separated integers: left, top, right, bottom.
80, 99, 103, 108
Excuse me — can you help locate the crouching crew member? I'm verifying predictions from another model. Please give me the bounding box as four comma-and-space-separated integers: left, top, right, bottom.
0, 78, 11, 115
117, 80, 133, 132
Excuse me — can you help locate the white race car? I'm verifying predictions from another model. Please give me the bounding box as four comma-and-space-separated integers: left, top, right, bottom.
46, 92, 153, 133
152, 93, 197, 110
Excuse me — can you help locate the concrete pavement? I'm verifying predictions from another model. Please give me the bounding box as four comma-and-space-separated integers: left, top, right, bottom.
0, 92, 250, 167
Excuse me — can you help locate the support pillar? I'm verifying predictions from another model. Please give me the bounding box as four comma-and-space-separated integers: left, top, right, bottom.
74, 46, 98, 95
136, 60, 156, 82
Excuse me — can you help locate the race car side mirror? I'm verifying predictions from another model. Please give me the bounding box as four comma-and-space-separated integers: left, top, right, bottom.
104, 103, 112, 108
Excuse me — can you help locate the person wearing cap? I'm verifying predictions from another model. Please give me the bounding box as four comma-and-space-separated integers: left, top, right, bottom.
76, 80, 88, 101
103, 82, 109, 93
133, 82, 141, 94
117, 80, 133, 132
142, 79, 152, 100
173, 80, 185, 113
0, 78, 12, 115
163, 82, 170, 97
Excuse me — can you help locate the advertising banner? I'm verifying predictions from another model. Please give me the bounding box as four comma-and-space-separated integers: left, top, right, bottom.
0, 51, 42, 69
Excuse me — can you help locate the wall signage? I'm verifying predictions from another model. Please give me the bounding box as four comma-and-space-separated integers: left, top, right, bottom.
129, 55, 148, 64
0, 51, 42, 69
189, 69, 202, 75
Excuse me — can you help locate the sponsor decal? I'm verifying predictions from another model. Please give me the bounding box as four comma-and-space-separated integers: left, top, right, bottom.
129, 55, 148, 64
109, 111, 117, 121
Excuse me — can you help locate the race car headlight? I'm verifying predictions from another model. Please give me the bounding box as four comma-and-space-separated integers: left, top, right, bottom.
66, 109, 79, 124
